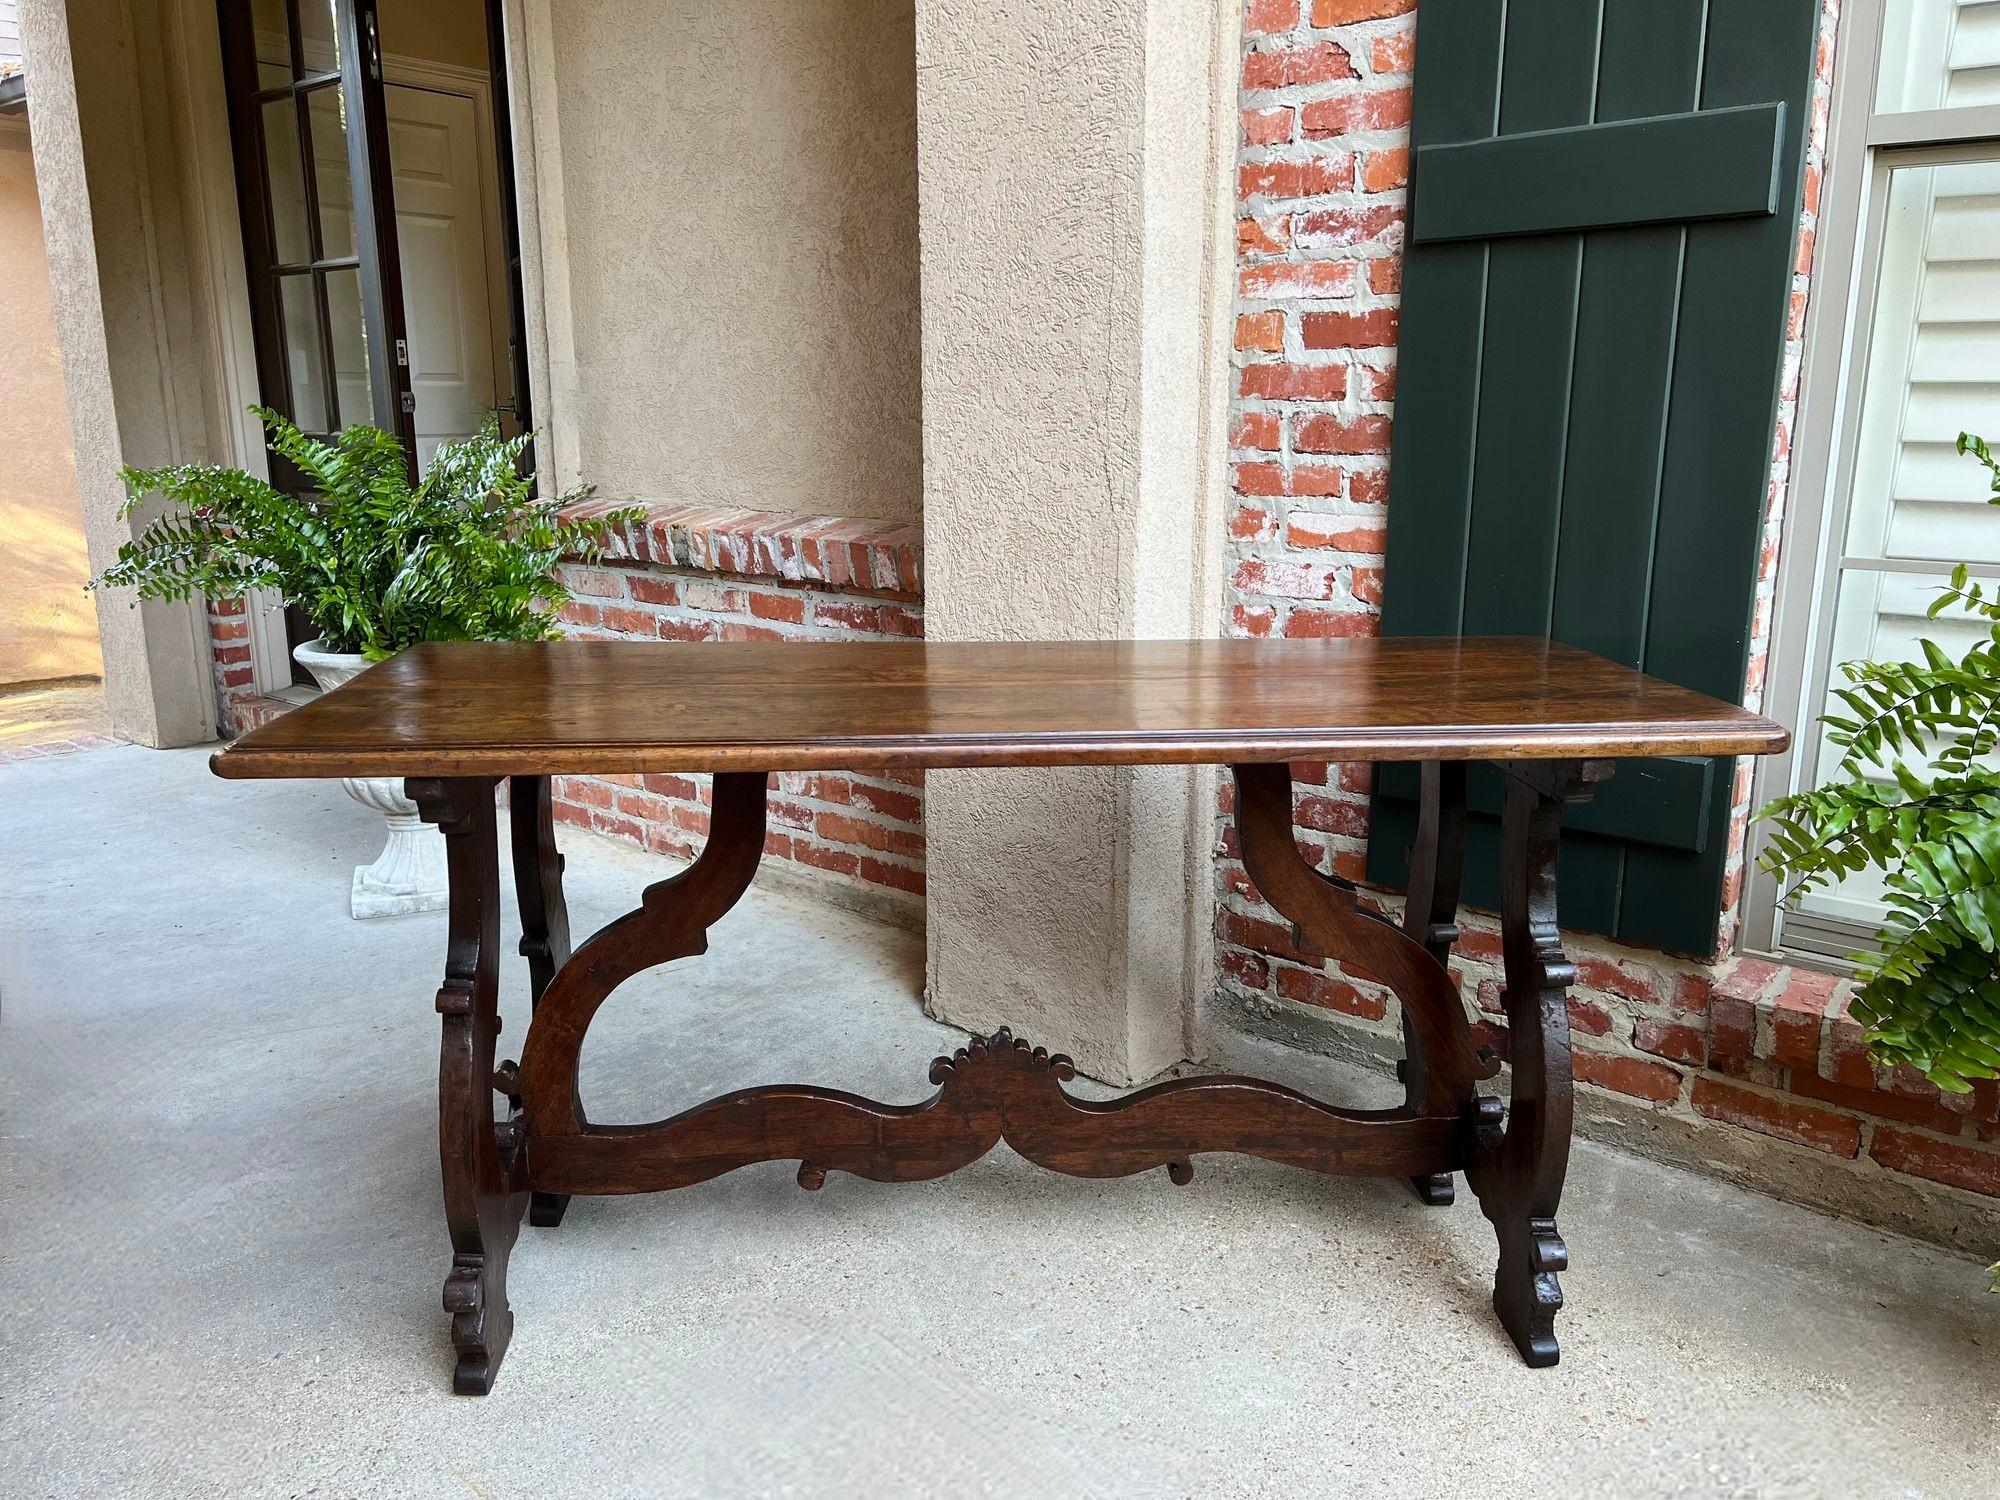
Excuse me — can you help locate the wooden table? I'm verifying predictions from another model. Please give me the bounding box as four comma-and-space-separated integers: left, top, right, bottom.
212, 636, 1787, 1393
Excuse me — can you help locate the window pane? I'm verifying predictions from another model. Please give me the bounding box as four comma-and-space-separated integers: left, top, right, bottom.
261, 96, 311, 265
306, 84, 355, 260
326, 267, 375, 430
1794, 568, 1997, 931
296, 0, 340, 76
252, 0, 292, 87
1792, 152, 2000, 945
1877, 0, 2000, 113
278, 273, 330, 431
1842, 158, 2000, 566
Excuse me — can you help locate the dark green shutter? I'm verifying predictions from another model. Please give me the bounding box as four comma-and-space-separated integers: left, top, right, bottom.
1365, 0, 1821, 956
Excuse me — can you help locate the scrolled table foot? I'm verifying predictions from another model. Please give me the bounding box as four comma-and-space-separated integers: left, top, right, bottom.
1489, 1213, 1567, 1367
443, 1253, 515, 1395
1409, 1171, 1455, 1206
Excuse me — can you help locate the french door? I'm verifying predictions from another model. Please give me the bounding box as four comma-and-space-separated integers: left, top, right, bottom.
216, 0, 414, 677
217, 0, 415, 470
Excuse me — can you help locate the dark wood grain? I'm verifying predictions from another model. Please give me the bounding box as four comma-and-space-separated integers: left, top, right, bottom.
409, 777, 527, 1397
209, 637, 1788, 780
529, 1029, 1471, 1197
1466, 761, 1595, 1368
225, 638, 1794, 1392
1398, 759, 1471, 1206
507, 775, 573, 1230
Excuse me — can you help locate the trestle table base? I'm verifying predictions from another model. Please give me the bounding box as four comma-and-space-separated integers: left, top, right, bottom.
410, 757, 1606, 1395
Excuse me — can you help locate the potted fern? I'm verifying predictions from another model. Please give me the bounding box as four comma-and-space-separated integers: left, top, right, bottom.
1759, 430, 2000, 1286
95, 409, 637, 916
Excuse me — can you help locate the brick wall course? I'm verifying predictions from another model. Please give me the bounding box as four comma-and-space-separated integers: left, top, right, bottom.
550, 503, 924, 911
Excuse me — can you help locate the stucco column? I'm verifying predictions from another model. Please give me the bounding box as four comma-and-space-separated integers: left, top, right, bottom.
914, 0, 1238, 1084
20, 0, 215, 747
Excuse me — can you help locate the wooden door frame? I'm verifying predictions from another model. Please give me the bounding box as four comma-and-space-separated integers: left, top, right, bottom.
214, 0, 415, 455
335, 0, 417, 454
371, 60, 519, 458
489, 0, 582, 497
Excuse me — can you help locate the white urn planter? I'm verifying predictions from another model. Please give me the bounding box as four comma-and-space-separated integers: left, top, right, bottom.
293, 638, 449, 919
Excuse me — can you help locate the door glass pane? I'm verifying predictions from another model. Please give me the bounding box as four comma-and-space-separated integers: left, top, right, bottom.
296, 0, 341, 76
326, 267, 374, 430
306, 84, 355, 259
1877, 0, 2000, 113
261, 96, 311, 265
251, 0, 292, 87
278, 273, 330, 431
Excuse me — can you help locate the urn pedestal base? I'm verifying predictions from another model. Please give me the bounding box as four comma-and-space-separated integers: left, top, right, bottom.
293, 639, 449, 920
344, 779, 450, 918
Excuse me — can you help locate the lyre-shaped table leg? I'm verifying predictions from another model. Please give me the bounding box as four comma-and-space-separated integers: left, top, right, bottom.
1232, 761, 1485, 1120
1467, 760, 1607, 1367
509, 775, 573, 1229
1398, 760, 1468, 1206
411, 777, 529, 1395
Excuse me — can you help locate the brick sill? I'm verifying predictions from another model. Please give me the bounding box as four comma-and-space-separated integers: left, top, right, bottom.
561, 499, 922, 600
1708, 954, 1998, 1187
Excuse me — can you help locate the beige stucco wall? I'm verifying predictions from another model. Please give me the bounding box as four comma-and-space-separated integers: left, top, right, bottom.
21, 0, 225, 746
0, 117, 100, 686
536, 0, 922, 523
916, 0, 1238, 1083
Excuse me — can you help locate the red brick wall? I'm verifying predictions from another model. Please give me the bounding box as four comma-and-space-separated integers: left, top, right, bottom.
1217, 0, 1999, 1235
551, 502, 925, 911
208, 598, 291, 736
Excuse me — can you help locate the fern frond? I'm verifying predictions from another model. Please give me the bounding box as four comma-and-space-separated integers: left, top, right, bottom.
95, 407, 634, 658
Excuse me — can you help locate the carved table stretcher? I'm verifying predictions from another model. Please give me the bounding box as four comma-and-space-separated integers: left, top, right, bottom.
210, 636, 1787, 1394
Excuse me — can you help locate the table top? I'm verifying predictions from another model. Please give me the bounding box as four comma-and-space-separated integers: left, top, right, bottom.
208, 638, 1788, 780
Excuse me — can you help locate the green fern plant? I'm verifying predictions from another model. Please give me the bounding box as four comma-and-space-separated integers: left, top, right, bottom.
1759, 431, 2000, 1101
93, 408, 640, 660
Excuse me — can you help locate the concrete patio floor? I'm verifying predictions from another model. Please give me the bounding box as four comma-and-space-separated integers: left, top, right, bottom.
3, 744, 1997, 1498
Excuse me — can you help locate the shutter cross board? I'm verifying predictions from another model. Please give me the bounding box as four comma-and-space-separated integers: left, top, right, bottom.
1377, 756, 1714, 856
1368, 0, 1823, 956
1411, 103, 1788, 244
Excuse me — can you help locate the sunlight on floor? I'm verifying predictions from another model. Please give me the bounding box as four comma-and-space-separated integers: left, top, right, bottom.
0, 676, 112, 750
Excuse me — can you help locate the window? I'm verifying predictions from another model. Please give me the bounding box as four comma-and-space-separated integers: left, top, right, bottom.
1749, 0, 2000, 961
